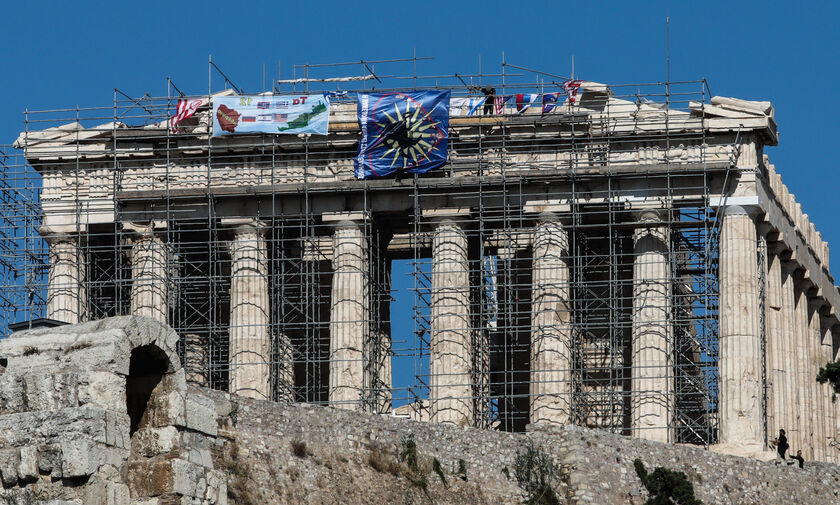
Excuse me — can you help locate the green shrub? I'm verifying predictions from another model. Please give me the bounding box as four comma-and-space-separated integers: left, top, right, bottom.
291, 440, 308, 458
633, 458, 702, 505
817, 360, 840, 396
513, 443, 561, 505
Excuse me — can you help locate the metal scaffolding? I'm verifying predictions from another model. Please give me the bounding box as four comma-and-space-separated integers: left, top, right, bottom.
1, 57, 732, 445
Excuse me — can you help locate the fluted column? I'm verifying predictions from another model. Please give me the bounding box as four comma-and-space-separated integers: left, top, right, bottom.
530, 214, 572, 425
226, 219, 271, 400
718, 205, 763, 449
125, 223, 168, 323
328, 219, 369, 409
821, 319, 837, 462
807, 303, 825, 460
41, 227, 86, 323
429, 216, 473, 426
780, 263, 800, 447
631, 208, 672, 443
793, 285, 812, 456
764, 252, 786, 443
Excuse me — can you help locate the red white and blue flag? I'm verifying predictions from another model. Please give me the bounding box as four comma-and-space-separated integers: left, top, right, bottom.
563, 80, 583, 104
515, 93, 539, 113
542, 93, 561, 114
494, 95, 512, 114
170, 98, 205, 133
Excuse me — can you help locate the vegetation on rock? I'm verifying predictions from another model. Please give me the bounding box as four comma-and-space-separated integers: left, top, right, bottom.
633, 458, 702, 505
513, 442, 561, 505
817, 360, 840, 398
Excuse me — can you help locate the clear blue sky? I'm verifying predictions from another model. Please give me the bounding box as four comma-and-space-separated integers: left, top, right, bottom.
1, 1, 836, 262
2, 1, 838, 401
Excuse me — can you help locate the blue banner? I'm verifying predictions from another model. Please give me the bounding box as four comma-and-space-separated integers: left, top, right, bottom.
212, 94, 329, 137
355, 90, 450, 179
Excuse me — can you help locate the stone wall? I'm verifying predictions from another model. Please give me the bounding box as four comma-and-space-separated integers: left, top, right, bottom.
2, 317, 839, 504
0, 317, 226, 505
208, 389, 840, 505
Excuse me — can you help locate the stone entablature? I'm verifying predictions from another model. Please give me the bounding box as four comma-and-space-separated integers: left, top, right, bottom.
18, 88, 774, 232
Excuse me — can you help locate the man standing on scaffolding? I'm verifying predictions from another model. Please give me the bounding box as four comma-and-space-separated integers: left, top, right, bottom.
481, 86, 495, 115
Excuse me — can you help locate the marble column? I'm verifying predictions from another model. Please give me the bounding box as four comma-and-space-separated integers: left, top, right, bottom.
328, 218, 369, 409
631, 208, 672, 443
429, 216, 473, 426
530, 214, 572, 425
793, 286, 812, 457
821, 319, 837, 462
718, 205, 763, 449
780, 263, 801, 448
765, 252, 785, 444
807, 303, 825, 460
125, 223, 168, 323
226, 219, 271, 400
42, 228, 86, 324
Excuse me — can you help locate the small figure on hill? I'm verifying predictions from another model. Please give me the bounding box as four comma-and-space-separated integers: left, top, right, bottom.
790, 449, 805, 468
770, 428, 789, 463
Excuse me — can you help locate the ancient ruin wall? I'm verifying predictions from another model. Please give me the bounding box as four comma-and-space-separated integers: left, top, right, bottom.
210, 388, 840, 505
1, 317, 839, 504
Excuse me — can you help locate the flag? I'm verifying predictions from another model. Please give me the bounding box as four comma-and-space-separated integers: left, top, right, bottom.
451, 97, 487, 116
542, 93, 561, 114
324, 90, 349, 102
355, 90, 450, 179
515, 93, 539, 113
450, 97, 470, 117
494, 95, 512, 114
563, 80, 583, 104
468, 97, 486, 116
170, 98, 205, 133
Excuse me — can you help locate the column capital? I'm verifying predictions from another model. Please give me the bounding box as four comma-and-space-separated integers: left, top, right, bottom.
221, 217, 267, 236
322, 211, 368, 229
709, 196, 762, 218
422, 207, 470, 226
523, 199, 570, 216
39, 225, 84, 244
631, 207, 667, 223
123, 221, 167, 236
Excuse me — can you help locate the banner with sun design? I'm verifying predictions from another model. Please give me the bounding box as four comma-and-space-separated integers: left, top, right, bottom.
355, 90, 450, 179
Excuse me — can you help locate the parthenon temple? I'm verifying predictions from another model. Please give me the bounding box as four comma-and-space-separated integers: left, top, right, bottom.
4, 69, 839, 463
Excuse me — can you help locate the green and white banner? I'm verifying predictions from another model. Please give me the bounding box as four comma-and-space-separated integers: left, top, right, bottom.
212, 94, 329, 136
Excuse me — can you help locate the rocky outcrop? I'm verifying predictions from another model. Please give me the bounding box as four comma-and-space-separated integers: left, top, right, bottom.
0, 316, 225, 505
2, 316, 840, 504
208, 390, 840, 505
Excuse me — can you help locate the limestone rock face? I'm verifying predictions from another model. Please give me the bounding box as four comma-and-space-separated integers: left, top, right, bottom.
0, 316, 225, 505
199, 387, 840, 505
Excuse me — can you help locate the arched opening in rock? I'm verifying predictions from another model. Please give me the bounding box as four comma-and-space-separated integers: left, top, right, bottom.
126, 344, 170, 435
